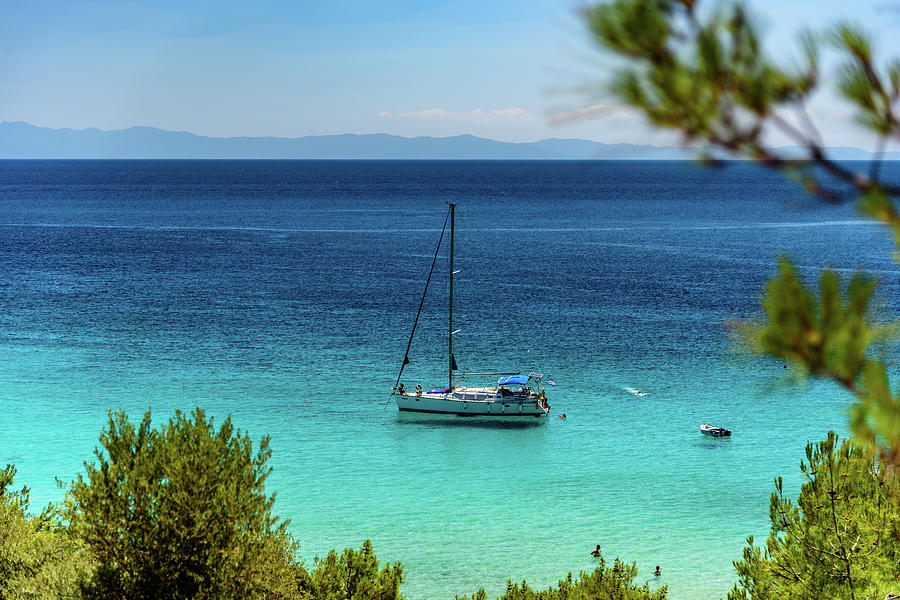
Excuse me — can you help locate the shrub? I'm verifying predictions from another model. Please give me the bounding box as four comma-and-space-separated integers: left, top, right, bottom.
456, 555, 666, 600
0, 465, 84, 600
67, 408, 307, 600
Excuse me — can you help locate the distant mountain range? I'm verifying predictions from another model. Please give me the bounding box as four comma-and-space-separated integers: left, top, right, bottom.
0, 121, 895, 160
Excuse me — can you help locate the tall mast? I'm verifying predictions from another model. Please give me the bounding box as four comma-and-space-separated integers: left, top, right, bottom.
448, 202, 455, 391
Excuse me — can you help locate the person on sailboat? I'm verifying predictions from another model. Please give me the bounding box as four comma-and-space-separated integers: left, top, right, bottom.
398, 383, 406, 395
415, 384, 422, 396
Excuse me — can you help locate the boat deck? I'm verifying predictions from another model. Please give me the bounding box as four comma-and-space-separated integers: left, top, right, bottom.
395, 386, 550, 416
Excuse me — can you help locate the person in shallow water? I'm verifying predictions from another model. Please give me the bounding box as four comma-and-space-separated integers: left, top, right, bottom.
590, 544, 601, 557
653, 566, 661, 576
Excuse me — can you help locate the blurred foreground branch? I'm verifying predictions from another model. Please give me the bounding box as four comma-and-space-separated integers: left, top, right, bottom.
585, 0, 900, 466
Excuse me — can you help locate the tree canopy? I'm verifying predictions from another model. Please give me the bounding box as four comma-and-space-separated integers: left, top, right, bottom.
0, 464, 85, 600
307, 540, 404, 600
456, 556, 666, 600
729, 433, 900, 600
66, 408, 306, 600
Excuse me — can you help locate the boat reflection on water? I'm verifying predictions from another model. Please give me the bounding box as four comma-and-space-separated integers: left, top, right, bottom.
394, 410, 549, 430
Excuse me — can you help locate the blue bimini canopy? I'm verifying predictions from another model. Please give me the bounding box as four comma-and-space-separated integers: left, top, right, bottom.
498, 375, 529, 386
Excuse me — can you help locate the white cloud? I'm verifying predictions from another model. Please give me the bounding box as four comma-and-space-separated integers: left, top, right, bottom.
479, 107, 532, 118
548, 104, 623, 124
378, 107, 536, 121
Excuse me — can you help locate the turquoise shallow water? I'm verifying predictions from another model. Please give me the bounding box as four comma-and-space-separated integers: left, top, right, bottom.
0, 160, 896, 599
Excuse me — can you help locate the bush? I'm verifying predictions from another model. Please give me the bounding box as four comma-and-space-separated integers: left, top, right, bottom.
67, 408, 307, 600
308, 540, 403, 600
728, 432, 900, 600
0, 465, 84, 600
456, 555, 666, 600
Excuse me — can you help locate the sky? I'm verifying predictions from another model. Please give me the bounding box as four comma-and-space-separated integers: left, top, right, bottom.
1, 0, 899, 148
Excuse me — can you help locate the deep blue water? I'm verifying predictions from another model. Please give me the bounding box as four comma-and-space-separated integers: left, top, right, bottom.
0, 160, 896, 599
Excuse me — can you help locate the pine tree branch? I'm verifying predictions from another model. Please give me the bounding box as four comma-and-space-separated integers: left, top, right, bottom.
826, 452, 856, 600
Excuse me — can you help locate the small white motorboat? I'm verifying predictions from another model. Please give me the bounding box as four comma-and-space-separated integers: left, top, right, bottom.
700, 424, 731, 437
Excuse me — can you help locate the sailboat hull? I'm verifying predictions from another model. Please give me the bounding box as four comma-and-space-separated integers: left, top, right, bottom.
395, 393, 549, 417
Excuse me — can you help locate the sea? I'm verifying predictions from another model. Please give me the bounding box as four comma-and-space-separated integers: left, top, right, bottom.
0, 159, 896, 600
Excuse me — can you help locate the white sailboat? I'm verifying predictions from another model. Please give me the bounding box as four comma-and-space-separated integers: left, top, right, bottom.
392, 203, 551, 418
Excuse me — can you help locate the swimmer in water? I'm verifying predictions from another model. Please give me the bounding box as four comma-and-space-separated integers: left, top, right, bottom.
653, 566, 661, 576
590, 544, 601, 557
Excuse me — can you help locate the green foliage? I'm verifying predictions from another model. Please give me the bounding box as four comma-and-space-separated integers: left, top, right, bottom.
859, 188, 900, 259
584, 0, 816, 152
728, 432, 900, 600
0, 465, 85, 600
829, 23, 899, 138
742, 257, 885, 386
849, 361, 900, 467
584, 0, 897, 195
738, 256, 900, 462
307, 540, 403, 600
455, 556, 665, 600
12, 409, 402, 600
67, 408, 307, 600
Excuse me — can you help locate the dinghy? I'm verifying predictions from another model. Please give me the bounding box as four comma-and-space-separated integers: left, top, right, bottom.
700, 424, 731, 437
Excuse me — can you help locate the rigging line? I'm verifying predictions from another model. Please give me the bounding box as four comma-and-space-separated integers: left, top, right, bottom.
456, 213, 532, 356
384, 206, 451, 409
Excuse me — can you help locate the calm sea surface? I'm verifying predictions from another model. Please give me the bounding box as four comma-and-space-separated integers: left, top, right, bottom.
1, 160, 896, 599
